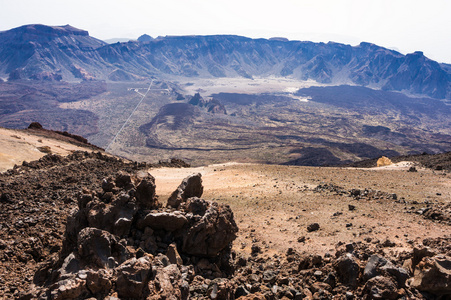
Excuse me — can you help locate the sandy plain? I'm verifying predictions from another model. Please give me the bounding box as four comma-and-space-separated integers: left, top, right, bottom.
151, 162, 451, 257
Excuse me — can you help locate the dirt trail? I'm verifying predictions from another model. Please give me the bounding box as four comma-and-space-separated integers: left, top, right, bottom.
151, 163, 451, 256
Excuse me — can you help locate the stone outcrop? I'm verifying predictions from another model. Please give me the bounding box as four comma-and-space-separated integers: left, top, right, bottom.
188, 93, 227, 114
24, 172, 238, 299
181, 198, 238, 257
167, 173, 203, 208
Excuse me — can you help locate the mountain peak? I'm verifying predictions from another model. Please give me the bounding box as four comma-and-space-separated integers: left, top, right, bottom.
137, 34, 153, 42
359, 42, 379, 48
7, 24, 89, 37
269, 37, 289, 42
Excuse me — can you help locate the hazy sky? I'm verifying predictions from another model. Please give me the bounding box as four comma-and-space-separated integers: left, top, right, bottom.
1, 0, 450, 63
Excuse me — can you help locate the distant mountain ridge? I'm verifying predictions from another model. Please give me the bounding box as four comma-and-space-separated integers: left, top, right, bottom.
0, 24, 107, 81
0, 24, 450, 99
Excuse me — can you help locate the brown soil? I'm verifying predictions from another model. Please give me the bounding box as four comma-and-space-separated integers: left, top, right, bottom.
151, 162, 450, 258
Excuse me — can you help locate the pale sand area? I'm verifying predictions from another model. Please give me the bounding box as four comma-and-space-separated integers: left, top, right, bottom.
171, 76, 325, 96
0, 127, 96, 172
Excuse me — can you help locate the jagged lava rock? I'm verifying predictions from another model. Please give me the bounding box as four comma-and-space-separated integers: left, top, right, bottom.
365, 255, 389, 280
167, 173, 203, 208
334, 253, 361, 288
181, 197, 238, 257
135, 173, 159, 208
26, 171, 238, 299
364, 276, 399, 300
116, 256, 154, 298
148, 263, 189, 299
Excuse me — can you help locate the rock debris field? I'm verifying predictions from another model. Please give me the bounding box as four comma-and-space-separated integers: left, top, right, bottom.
0, 151, 450, 299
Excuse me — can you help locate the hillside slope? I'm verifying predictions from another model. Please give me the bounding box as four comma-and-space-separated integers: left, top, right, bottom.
0, 125, 102, 172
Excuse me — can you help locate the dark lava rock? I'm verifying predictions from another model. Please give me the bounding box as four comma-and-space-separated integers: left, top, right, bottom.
409, 255, 451, 297
251, 244, 261, 256
182, 201, 238, 257
77, 227, 130, 268
135, 174, 158, 208
307, 222, 320, 232
27, 122, 43, 129
168, 173, 203, 208
334, 253, 360, 288
20, 170, 237, 299
408, 166, 418, 172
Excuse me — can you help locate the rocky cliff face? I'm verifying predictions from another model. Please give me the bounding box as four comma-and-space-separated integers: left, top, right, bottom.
0, 24, 450, 99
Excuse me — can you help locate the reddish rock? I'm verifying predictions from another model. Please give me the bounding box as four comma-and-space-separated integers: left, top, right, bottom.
166, 243, 183, 265
116, 257, 153, 299
364, 276, 398, 300
135, 174, 159, 208
408, 255, 451, 296
334, 253, 361, 288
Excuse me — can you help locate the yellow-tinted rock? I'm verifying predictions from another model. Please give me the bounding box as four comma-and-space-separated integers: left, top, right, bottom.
377, 156, 392, 167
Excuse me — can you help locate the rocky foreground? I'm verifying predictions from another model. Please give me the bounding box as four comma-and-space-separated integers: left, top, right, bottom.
0, 152, 450, 299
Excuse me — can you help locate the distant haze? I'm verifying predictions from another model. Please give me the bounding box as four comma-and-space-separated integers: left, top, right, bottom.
1, 0, 450, 63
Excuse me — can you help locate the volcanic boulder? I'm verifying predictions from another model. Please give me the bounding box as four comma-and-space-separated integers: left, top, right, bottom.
77, 227, 130, 268
334, 253, 361, 288
115, 256, 154, 298
408, 255, 451, 296
26, 171, 238, 299
363, 276, 399, 300
181, 197, 238, 257
148, 264, 189, 299
167, 173, 203, 208
135, 173, 158, 208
